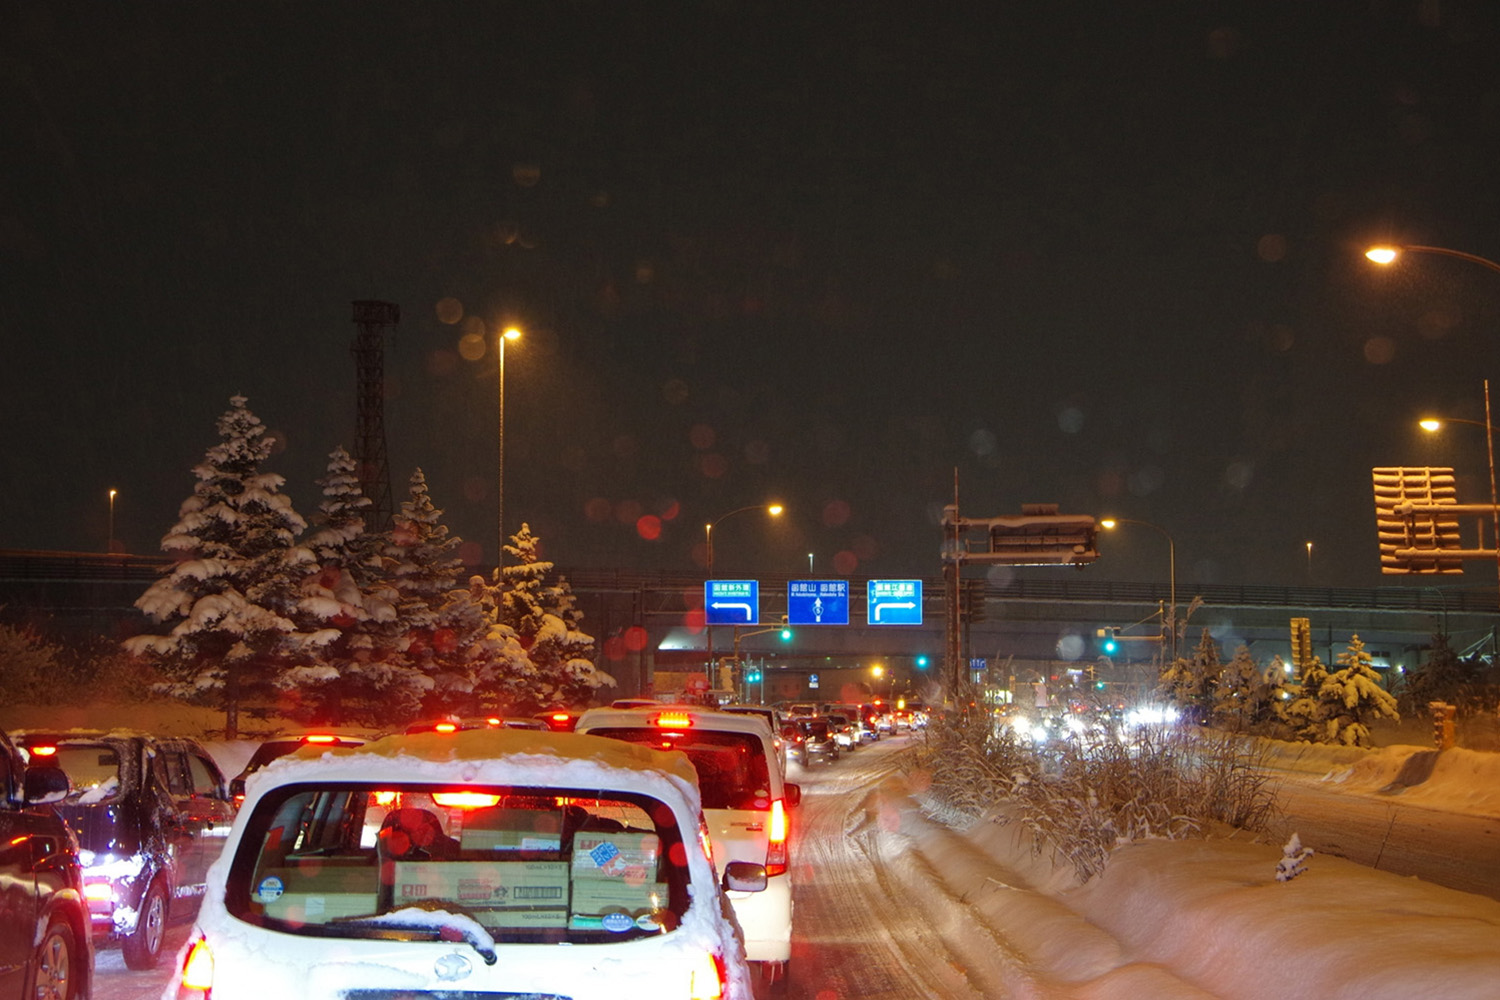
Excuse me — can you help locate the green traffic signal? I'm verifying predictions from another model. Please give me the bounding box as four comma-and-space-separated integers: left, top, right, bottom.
915, 655, 929, 668
1101, 627, 1118, 654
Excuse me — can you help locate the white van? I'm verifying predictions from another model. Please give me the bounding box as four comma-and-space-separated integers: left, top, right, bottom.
576, 705, 800, 991
164, 728, 758, 1000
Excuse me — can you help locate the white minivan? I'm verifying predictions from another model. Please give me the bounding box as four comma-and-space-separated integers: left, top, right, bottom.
576, 705, 800, 991
164, 728, 759, 1000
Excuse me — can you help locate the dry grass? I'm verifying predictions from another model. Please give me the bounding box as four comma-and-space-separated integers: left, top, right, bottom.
906, 715, 1279, 882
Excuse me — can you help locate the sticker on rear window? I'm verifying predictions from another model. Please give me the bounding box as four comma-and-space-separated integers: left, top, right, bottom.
589, 841, 621, 868
256, 876, 284, 901
601, 911, 635, 933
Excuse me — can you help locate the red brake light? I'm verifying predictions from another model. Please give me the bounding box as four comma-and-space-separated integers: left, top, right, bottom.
765, 798, 788, 876
301, 734, 338, 744
550, 712, 570, 721
432, 791, 502, 809
434, 722, 459, 734
654, 711, 693, 729
30, 745, 57, 756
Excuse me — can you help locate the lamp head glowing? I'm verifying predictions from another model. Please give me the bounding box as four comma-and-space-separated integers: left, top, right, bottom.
501, 326, 522, 341
768, 504, 784, 516
1365, 246, 1400, 265
1419, 419, 1443, 432
1099, 518, 1118, 530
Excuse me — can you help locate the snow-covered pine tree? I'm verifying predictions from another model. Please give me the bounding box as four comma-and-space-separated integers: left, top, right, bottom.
1159, 629, 1221, 724
496, 523, 614, 712
1281, 654, 1332, 742
1212, 644, 1269, 732
1321, 634, 1400, 747
284, 446, 406, 725
383, 469, 488, 716
124, 396, 333, 737
1403, 632, 1475, 714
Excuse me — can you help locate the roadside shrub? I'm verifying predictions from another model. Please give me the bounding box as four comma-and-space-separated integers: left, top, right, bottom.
907, 713, 1278, 882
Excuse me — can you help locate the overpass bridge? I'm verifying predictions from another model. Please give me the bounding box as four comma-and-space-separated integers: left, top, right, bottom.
4, 551, 1495, 697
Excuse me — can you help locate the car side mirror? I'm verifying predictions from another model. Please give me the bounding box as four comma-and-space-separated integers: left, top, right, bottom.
782, 783, 801, 808
23, 764, 70, 806
722, 860, 768, 893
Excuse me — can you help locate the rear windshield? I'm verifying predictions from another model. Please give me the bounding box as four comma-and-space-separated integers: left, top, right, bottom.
587, 728, 771, 810
226, 783, 693, 945
800, 721, 832, 739
40, 744, 125, 805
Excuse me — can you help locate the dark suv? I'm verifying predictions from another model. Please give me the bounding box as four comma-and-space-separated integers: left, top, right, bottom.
0, 725, 92, 999
14, 730, 235, 970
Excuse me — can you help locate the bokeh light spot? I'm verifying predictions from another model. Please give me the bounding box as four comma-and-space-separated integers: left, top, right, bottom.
636, 514, 662, 540
822, 499, 851, 527
458, 332, 486, 361
985, 564, 1016, 588
1058, 406, 1085, 434
623, 626, 649, 652
458, 540, 484, 567
435, 297, 464, 324
683, 608, 706, 633
1256, 234, 1286, 262
1056, 633, 1086, 661
1128, 466, 1164, 496
689, 424, 716, 450
969, 428, 996, 456
1363, 336, 1397, 364
615, 499, 644, 525
657, 498, 680, 520
698, 453, 728, 478
832, 550, 858, 575
584, 498, 612, 522
1224, 460, 1254, 491
603, 636, 626, 661
427, 349, 459, 376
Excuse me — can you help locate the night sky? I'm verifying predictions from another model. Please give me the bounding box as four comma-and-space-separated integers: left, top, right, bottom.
6, 2, 1500, 592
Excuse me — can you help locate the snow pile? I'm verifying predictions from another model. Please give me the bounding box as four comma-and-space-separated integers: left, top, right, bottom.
865, 772, 1500, 1000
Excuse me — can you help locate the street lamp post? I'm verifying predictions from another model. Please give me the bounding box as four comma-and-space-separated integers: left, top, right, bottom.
1367, 244, 1500, 609
1417, 381, 1500, 610
496, 325, 522, 574
107, 488, 118, 553
705, 503, 784, 678
1099, 517, 1177, 662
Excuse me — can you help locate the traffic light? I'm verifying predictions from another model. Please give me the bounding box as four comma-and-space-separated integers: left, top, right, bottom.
915, 655, 929, 669
1099, 627, 1118, 654
779, 615, 792, 641
746, 668, 762, 683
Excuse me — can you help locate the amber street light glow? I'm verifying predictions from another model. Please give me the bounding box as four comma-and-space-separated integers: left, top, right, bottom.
1365, 246, 1399, 264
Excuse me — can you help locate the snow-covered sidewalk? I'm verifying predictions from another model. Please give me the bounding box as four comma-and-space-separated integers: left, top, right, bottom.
853, 758, 1500, 1000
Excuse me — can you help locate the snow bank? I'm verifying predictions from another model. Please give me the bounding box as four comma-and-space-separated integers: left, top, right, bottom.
866, 772, 1500, 1000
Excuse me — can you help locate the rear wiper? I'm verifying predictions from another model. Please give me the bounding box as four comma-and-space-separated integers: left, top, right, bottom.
328, 907, 498, 965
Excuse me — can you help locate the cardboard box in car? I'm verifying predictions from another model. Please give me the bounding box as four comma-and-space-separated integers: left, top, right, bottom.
392, 860, 568, 908
570, 878, 670, 914
254, 863, 380, 924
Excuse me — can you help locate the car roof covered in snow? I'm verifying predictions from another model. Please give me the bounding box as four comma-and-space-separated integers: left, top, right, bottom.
246, 726, 704, 809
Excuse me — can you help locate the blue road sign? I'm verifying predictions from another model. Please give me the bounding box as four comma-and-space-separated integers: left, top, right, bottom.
866, 579, 923, 625
705, 580, 759, 625
787, 579, 850, 625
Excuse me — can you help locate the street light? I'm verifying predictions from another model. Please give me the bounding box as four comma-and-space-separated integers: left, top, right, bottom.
107, 488, 118, 554
1366, 244, 1500, 608
705, 503, 784, 673
1305, 540, 1313, 582
1418, 384, 1500, 609
1099, 517, 1177, 661
496, 325, 522, 573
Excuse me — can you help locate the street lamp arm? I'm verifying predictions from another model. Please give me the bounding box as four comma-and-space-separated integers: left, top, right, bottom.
1395, 245, 1500, 277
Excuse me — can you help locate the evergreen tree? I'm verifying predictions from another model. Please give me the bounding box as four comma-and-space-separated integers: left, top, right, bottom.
1212, 644, 1271, 732
496, 523, 614, 712
1159, 629, 1221, 723
1322, 634, 1400, 747
285, 447, 405, 725
1404, 632, 1474, 714
383, 469, 489, 715
1281, 654, 1331, 742
125, 396, 332, 737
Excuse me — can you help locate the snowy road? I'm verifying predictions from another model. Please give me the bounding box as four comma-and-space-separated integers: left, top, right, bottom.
1268, 773, 1500, 901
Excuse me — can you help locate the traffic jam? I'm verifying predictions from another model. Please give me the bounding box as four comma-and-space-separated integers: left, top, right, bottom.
3, 698, 927, 1000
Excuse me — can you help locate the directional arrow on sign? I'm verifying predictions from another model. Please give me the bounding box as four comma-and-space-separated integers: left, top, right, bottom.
872, 600, 916, 622
709, 602, 754, 621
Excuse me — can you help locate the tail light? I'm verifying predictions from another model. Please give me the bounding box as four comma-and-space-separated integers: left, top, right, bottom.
434, 722, 459, 734
654, 711, 693, 729
175, 934, 214, 998
764, 798, 788, 877
30, 745, 58, 756
301, 734, 338, 744
687, 950, 725, 1000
